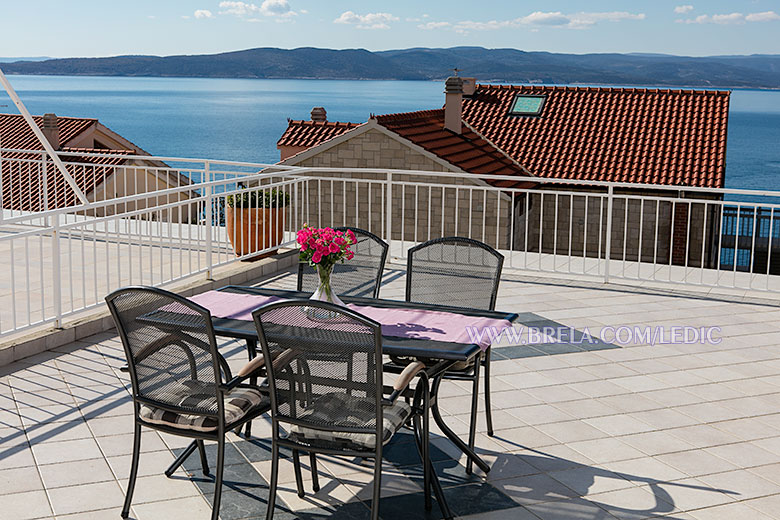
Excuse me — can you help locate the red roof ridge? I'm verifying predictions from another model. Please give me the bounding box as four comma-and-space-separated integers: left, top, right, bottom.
374, 108, 445, 123
62, 146, 131, 152
475, 83, 730, 96
286, 119, 361, 128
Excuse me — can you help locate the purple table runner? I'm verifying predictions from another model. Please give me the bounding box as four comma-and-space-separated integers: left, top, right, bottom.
188, 290, 510, 350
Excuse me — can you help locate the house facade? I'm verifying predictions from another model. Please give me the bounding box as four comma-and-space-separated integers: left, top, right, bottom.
0, 112, 193, 220
276, 82, 730, 268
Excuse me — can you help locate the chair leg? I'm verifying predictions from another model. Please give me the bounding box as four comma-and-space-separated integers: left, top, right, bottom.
466, 353, 482, 475
483, 347, 494, 437
196, 439, 210, 476
292, 449, 305, 498
210, 436, 225, 520
266, 441, 280, 520
121, 422, 142, 518
309, 452, 320, 492
244, 339, 258, 438
165, 440, 197, 477
370, 457, 382, 520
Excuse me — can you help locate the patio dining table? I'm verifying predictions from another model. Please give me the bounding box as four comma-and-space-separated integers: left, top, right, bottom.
189, 285, 517, 518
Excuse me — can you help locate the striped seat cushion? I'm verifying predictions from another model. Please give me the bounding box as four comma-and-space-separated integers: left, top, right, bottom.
139, 381, 268, 432
287, 393, 411, 451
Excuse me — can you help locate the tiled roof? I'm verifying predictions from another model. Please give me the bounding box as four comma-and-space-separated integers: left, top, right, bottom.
375, 109, 529, 186
462, 85, 730, 188
0, 113, 96, 151
0, 113, 130, 211
277, 120, 362, 149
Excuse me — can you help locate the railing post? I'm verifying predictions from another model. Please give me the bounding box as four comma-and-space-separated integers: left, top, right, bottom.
52, 216, 62, 328
204, 161, 213, 280
0, 140, 3, 223
41, 152, 49, 227
385, 172, 392, 244
604, 185, 614, 283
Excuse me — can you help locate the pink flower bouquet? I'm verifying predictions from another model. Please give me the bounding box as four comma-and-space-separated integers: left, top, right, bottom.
297, 225, 357, 308
297, 225, 356, 268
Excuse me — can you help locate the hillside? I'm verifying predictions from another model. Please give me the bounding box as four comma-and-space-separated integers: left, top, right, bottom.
3, 46, 780, 88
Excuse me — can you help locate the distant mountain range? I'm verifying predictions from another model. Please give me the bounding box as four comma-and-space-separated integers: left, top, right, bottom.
2, 46, 780, 88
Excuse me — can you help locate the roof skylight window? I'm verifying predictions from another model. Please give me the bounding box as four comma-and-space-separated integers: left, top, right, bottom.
509, 94, 546, 116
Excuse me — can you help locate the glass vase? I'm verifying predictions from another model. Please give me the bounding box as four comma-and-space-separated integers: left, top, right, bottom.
308, 263, 344, 317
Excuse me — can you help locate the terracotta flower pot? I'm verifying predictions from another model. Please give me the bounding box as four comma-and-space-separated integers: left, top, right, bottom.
226, 206, 284, 256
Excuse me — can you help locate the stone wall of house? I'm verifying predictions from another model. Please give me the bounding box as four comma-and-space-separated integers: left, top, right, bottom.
513, 190, 719, 268
290, 128, 514, 249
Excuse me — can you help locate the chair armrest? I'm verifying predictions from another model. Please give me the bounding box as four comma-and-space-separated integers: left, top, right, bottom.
383, 361, 425, 405
394, 361, 425, 392
237, 355, 265, 378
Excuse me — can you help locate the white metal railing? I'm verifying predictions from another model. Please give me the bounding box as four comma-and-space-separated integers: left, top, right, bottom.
0, 151, 307, 335
289, 167, 780, 295
3, 148, 780, 337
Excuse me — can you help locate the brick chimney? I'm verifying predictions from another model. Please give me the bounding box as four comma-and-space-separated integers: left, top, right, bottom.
42, 113, 60, 150
444, 76, 463, 134
310, 107, 327, 122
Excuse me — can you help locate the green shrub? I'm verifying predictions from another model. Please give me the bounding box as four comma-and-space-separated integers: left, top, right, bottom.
227, 187, 290, 208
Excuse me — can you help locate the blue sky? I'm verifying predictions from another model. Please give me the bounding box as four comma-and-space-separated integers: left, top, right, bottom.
2, 1, 780, 57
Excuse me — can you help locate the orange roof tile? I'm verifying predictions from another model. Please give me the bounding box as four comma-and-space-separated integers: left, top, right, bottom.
462, 85, 730, 188
375, 109, 529, 184
277, 119, 362, 149
1, 113, 130, 211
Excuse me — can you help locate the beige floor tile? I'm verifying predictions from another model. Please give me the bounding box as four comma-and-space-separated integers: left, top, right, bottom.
605, 457, 688, 483
550, 466, 636, 497
705, 443, 780, 469
665, 425, 740, 449
24, 419, 93, 445
627, 409, 700, 431
490, 426, 559, 450
656, 477, 736, 511
95, 431, 167, 457
567, 438, 646, 464
696, 469, 779, 501
588, 486, 677, 519
38, 457, 115, 489
585, 414, 653, 436
118, 474, 200, 504
491, 473, 580, 505
0, 465, 44, 495
535, 420, 608, 444
459, 506, 539, 520
688, 502, 775, 520
47, 481, 125, 516
132, 495, 213, 520
655, 450, 739, 477
31, 437, 103, 465
0, 489, 53, 520
107, 450, 181, 480
619, 431, 695, 457
508, 403, 576, 425
526, 498, 620, 520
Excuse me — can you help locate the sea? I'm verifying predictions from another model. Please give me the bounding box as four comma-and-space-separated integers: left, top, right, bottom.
2, 75, 779, 191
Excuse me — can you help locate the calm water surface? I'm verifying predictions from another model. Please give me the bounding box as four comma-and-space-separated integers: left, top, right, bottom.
2, 75, 779, 190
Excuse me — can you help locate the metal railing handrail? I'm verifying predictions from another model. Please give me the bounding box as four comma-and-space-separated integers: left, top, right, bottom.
0, 168, 299, 226
4, 147, 780, 200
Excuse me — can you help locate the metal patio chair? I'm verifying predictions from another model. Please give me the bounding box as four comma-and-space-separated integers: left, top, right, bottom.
106, 287, 272, 520
403, 236, 504, 473
252, 300, 428, 520
298, 226, 389, 298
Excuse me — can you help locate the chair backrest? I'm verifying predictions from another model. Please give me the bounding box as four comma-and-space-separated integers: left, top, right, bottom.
252, 300, 384, 449
105, 287, 224, 417
297, 227, 388, 299
406, 237, 504, 311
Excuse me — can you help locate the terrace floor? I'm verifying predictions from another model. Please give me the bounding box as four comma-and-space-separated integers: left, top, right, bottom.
3, 266, 780, 519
